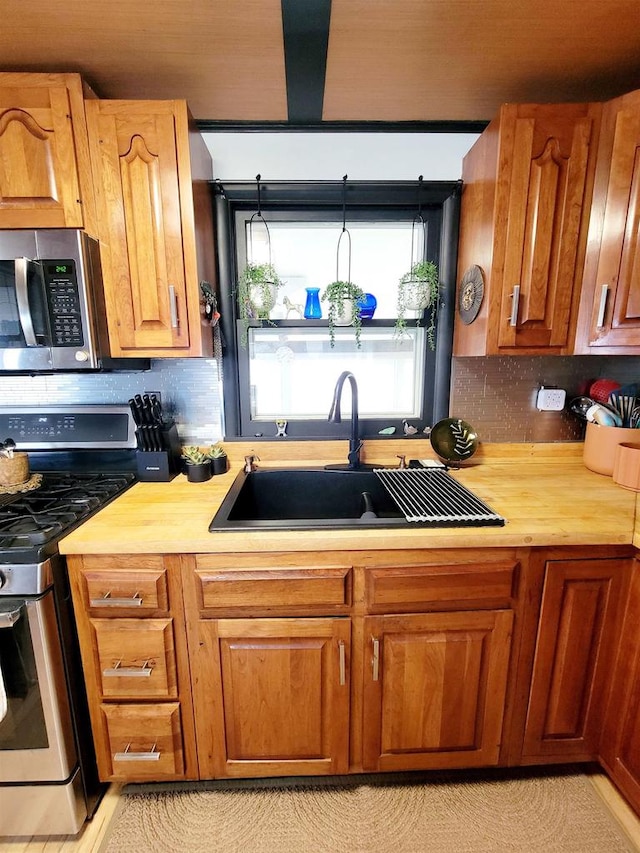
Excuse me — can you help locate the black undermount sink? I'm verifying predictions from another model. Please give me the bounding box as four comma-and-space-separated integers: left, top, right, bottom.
208, 467, 505, 531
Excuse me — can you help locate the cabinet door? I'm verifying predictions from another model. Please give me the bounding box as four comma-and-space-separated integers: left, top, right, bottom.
523, 558, 626, 761
601, 560, 640, 813
497, 105, 596, 351
578, 90, 640, 352
194, 617, 351, 779
455, 103, 599, 356
0, 72, 93, 229
362, 610, 513, 771
86, 100, 212, 356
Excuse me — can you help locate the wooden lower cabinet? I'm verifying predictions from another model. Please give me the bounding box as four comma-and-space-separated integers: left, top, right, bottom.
67, 554, 197, 783
361, 610, 514, 771
601, 559, 640, 813
192, 617, 351, 778
100, 703, 185, 781
522, 557, 627, 762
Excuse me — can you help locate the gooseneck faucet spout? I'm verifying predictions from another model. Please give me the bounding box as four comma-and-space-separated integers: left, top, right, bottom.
328, 371, 361, 469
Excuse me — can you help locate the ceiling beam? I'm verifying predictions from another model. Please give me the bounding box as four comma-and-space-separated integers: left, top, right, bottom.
281, 0, 332, 123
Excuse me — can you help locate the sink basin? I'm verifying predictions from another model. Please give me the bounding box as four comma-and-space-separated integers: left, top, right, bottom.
208, 466, 505, 531
209, 467, 410, 531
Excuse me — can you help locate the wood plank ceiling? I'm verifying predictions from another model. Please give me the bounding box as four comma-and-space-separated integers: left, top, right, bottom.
1, 0, 640, 125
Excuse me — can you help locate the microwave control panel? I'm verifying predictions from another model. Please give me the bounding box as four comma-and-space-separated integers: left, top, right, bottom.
42, 260, 85, 347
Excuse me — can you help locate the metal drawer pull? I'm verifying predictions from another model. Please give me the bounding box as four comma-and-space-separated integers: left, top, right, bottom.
338, 640, 346, 686
372, 637, 380, 682
90, 591, 143, 607
114, 742, 160, 762
169, 285, 179, 328
509, 285, 520, 327
103, 659, 153, 678
596, 284, 609, 329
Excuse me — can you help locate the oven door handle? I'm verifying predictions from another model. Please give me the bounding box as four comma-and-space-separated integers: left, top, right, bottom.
15, 258, 39, 347
0, 605, 22, 628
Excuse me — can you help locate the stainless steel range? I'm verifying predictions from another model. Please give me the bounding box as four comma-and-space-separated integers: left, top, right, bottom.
0, 406, 137, 837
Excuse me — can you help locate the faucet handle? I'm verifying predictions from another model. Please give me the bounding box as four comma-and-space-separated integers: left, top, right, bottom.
244, 454, 260, 473
396, 454, 407, 469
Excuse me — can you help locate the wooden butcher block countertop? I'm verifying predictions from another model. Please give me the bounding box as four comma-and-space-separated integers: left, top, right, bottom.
58, 440, 638, 555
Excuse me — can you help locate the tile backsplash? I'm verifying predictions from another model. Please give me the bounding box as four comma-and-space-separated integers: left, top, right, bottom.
450, 355, 640, 442
0, 354, 638, 446
0, 359, 225, 445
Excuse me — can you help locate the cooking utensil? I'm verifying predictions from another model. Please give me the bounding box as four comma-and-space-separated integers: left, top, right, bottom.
586, 403, 623, 427
608, 388, 638, 427
569, 396, 596, 421
589, 378, 621, 404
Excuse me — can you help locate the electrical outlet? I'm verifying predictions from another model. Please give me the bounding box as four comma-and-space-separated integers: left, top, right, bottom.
536, 387, 566, 411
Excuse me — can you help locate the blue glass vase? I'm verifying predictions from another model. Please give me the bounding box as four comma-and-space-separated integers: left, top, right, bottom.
303, 287, 322, 319
357, 293, 377, 320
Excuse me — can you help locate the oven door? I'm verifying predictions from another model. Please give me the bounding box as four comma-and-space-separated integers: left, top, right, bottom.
0, 590, 77, 782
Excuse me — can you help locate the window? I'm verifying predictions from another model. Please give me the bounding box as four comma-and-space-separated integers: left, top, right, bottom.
215, 181, 460, 439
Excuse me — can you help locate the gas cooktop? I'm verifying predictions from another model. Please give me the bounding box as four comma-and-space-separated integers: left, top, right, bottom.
0, 472, 135, 563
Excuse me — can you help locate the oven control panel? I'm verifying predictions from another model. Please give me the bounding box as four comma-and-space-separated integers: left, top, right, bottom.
0, 406, 137, 449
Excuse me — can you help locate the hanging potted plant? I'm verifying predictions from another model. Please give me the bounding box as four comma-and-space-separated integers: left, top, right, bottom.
237, 261, 283, 327
395, 259, 440, 349
322, 280, 365, 348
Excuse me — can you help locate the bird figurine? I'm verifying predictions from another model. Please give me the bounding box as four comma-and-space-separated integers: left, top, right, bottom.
403, 419, 418, 435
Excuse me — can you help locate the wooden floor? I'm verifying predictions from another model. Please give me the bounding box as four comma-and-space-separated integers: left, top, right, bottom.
0, 785, 121, 853
0, 774, 639, 852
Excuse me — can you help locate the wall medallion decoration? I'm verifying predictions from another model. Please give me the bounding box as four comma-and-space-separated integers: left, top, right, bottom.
458, 265, 485, 324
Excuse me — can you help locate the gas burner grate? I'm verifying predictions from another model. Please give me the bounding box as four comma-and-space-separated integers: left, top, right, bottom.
0, 472, 135, 550
374, 468, 505, 526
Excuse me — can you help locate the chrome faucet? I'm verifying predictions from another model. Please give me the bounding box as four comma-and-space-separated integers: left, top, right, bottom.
328, 371, 362, 469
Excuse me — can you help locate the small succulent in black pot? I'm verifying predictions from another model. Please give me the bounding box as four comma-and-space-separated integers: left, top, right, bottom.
181, 446, 212, 482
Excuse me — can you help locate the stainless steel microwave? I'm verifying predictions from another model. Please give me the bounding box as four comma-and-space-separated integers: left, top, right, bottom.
0, 229, 110, 372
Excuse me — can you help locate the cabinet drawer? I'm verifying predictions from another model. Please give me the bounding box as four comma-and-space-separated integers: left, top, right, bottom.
365, 561, 518, 612
92, 619, 177, 699
101, 703, 184, 780
194, 566, 352, 614
78, 564, 170, 615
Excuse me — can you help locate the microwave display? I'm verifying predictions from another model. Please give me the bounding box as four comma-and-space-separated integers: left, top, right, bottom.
43, 259, 84, 347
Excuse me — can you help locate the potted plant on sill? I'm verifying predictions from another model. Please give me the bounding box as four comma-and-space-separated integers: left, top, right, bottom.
395, 259, 440, 349
321, 280, 366, 348
237, 262, 283, 345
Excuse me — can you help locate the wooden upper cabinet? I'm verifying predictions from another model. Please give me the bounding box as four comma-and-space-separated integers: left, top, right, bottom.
0, 72, 96, 231
454, 102, 601, 355
85, 100, 215, 357
575, 89, 640, 353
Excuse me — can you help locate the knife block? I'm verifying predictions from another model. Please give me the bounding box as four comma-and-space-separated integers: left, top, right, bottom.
136, 422, 181, 481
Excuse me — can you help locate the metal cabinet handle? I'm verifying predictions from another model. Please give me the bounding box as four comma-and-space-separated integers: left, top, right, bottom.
509, 285, 520, 327
169, 285, 179, 328
338, 640, 346, 686
15, 257, 38, 346
103, 659, 153, 678
113, 742, 160, 762
372, 637, 380, 682
90, 591, 143, 607
595, 284, 609, 329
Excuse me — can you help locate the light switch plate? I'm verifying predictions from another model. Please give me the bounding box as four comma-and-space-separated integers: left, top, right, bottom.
536, 387, 566, 411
